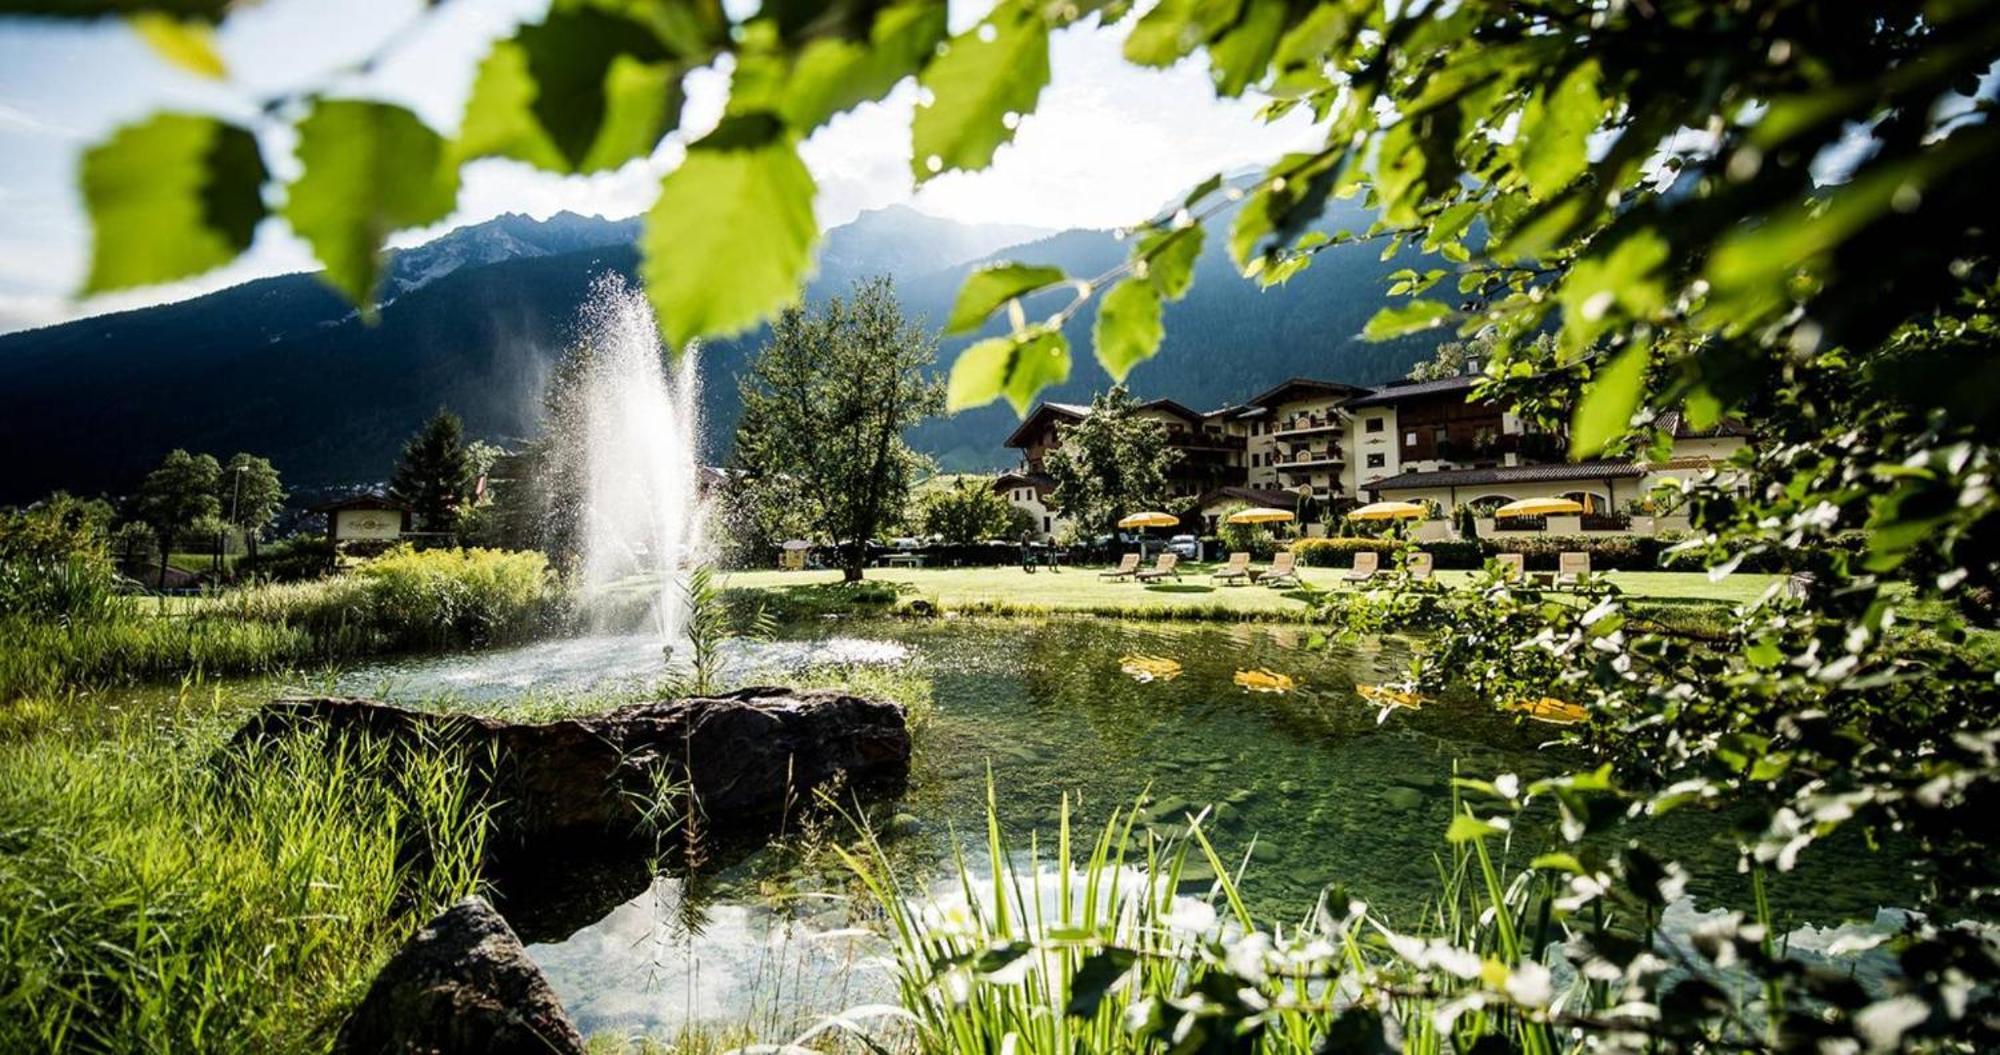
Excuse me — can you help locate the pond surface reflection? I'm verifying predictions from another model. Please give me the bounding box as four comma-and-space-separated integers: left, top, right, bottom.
346, 617, 1916, 1041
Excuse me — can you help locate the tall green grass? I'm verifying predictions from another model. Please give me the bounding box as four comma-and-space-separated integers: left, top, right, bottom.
837, 787, 1590, 1055
0, 715, 489, 1053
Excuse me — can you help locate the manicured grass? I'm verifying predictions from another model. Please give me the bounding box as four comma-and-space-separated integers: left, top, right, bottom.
723, 564, 1785, 619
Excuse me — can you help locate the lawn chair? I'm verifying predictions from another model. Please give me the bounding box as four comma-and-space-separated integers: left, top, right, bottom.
1211, 551, 1252, 585
1135, 552, 1181, 583
1343, 550, 1380, 584
1404, 550, 1434, 582
1493, 552, 1525, 581
1099, 552, 1141, 580
1255, 550, 1300, 587
1555, 551, 1591, 588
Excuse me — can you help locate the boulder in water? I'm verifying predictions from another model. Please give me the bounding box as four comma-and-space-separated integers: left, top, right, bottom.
334, 896, 583, 1055
229, 687, 912, 862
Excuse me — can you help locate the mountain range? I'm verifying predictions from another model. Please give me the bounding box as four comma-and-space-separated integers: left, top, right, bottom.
0, 195, 1447, 503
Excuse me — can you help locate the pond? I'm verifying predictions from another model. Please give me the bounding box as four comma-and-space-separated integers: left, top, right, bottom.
341, 616, 1917, 1042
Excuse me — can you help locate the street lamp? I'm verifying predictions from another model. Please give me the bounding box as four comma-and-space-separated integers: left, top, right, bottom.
218, 463, 245, 575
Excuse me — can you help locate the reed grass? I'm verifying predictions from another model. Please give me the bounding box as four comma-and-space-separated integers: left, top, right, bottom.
833, 784, 1593, 1055
0, 714, 490, 1053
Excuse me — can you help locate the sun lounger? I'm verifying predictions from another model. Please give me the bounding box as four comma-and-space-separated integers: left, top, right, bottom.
1555, 550, 1591, 588
1135, 552, 1181, 583
1254, 550, 1299, 587
1099, 552, 1141, 580
1211, 551, 1251, 585
1404, 551, 1434, 582
1493, 552, 1524, 580
1343, 550, 1380, 583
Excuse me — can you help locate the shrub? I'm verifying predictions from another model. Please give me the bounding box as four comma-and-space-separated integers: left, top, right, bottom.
1289, 537, 1484, 568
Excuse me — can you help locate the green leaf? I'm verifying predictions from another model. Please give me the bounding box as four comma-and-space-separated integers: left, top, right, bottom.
945, 262, 1065, 334
947, 327, 1071, 415
1124, 0, 1237, 67
454, 40, 567, 170
642, 113, 819, 351
285, 100, 458, 307
1361, 299, 1452, 341
1228, 151, 1339, 269
911, 1, 1049, 181
1065, 948, 1137, 1018
1519, 60, 1603, 199
1139, 225, 1204, 300
1557, 228, 1668, 353
1206, 0, 1286, 96
1446, 814, 1504, 843
130, 14, 225, 78
1094, 277, 1164, 381
779, 0, 948, 131
80, 113, 267, 294
1530, 852, 1586, 874
1569, 339, 1652, 458
506, 8, 681, 173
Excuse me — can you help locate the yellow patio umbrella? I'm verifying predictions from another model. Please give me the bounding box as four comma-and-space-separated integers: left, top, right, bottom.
1492, 496, 1584, 518
1225, 507, 1295, 525
1117, 511, 1180, 529
1347, 500, 1427, 521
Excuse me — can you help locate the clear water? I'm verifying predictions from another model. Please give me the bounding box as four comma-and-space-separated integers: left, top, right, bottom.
339, 617, 1917, 1042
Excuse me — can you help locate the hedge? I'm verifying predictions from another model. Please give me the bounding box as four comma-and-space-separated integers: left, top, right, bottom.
1289, 534, 1806, 572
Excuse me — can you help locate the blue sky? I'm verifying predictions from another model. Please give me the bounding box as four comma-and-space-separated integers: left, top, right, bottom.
0, 0, 1319, 334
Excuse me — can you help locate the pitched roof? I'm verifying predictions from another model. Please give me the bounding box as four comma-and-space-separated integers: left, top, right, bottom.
1003, 402, 1090, 448
1343, 373, 1483, 408
993, 470, 1055, 490
310, 491, 409, 513
1364, 460, 1645, 492
1195, 485, 1305, 510
1243, 376, 1373, 408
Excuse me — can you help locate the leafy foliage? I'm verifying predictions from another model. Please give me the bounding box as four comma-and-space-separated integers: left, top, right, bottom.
1042, 386, 1181, 535
78, 113, 265, 294
733, 277, 943, 581
915, 476, 1028, 545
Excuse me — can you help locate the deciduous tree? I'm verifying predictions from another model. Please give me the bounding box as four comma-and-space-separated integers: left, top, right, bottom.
1042, 387, 1180, 537
734, 277, 942, 582
133, 449, 219, 587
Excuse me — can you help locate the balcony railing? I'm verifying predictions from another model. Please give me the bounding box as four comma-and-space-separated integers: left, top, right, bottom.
1271, 413, 1343, 438
1273, 449, 1343, 470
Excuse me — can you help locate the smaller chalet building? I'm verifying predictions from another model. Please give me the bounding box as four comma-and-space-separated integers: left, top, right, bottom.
313, 492, 411, 545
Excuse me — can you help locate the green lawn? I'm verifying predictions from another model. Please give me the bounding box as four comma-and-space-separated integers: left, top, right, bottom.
723, 563, 1785, 619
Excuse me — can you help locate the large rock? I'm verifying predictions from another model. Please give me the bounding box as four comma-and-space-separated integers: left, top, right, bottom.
230, 687, 911, 862
335, 896, 584, 1054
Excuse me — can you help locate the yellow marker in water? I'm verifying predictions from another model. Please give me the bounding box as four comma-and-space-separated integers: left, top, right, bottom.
1233, 668, 1296, 693
1506, 696, 1588, 724
1356, 683, 1423, 710
1120, 654, 1183, 682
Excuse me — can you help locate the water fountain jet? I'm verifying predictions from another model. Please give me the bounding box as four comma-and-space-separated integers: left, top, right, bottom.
569, 275, 708, 642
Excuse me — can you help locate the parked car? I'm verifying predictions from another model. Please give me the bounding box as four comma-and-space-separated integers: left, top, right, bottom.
889, 537, 922, 550
1167, 534, 1200, 559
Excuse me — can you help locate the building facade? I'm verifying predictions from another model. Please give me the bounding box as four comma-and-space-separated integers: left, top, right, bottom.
995, 375, 1748, 541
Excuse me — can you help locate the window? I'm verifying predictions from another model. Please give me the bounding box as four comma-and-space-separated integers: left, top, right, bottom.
1365, 417, 1384, 434
1405, 432, 1417, 446
1042, 516, 1051, 532
1366, 453, 1386, 469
